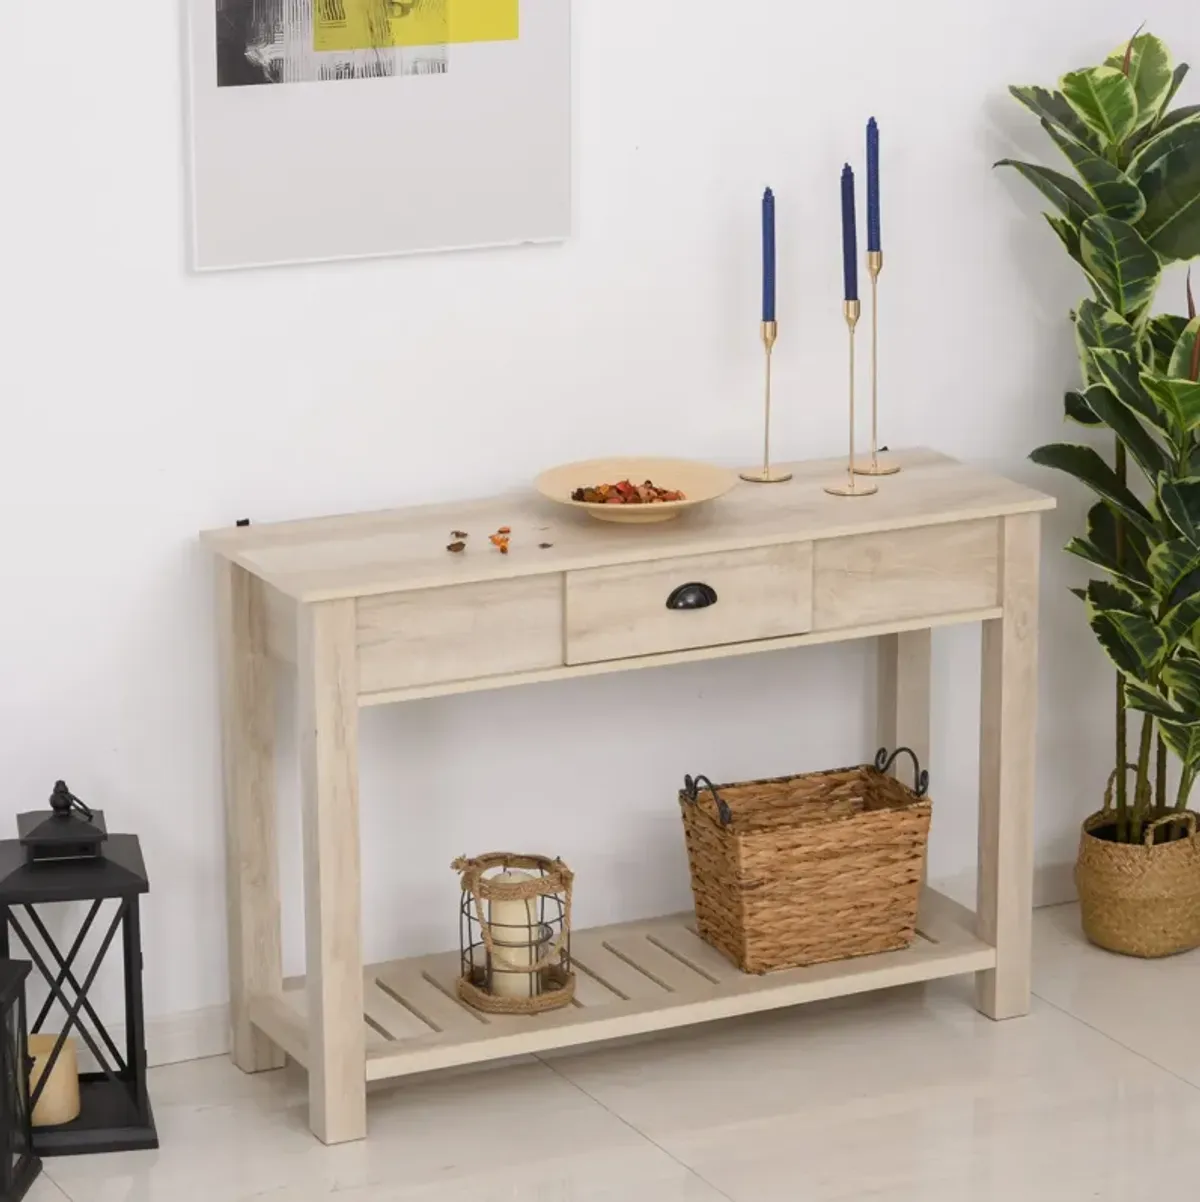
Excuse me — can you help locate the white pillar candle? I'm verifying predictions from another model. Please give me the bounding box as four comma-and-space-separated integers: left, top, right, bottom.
486, 870, 542, 999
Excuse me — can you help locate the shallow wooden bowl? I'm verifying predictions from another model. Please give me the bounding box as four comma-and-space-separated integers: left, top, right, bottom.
535, 458, 738, 524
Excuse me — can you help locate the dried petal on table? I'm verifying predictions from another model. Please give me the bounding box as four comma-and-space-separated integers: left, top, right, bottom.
451, 530, 469, 539
446, 541, 466, 553
539, 542, 553, 550
498, 526, 511, 534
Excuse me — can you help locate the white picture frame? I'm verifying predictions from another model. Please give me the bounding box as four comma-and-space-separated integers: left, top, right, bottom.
186, 0, 571, 271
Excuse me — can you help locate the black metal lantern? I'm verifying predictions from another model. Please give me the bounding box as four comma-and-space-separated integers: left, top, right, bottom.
0, 960, 40, 1201
0, 792, 155, 1156
17, 783, 107, 865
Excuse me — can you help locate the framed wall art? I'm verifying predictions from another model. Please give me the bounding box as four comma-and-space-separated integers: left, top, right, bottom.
186, 0, 571, 270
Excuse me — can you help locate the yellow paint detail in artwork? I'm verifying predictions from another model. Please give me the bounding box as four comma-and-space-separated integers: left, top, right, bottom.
314, 1, 519, 53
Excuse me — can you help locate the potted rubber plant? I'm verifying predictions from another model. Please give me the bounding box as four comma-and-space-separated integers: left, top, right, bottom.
1001, 30, 1200, 956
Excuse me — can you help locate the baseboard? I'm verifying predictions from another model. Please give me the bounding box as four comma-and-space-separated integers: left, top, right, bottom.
930, 861, 1077, 911
144, 1004, 231, 1068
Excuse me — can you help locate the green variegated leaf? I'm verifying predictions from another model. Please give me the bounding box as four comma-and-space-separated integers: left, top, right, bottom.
1061, 66, 1139, 145
1159, 64, 1192, 120
1029, 442, 1158, 537
1147, 314, 1190, 373
1082, 384, 1171, 478
1080, 217, 1161, 317
1009, 84, 1104, 153
1105, 35, 1174, 130
1155, 103, 1200, 136
1140, 374, 1200, 430
1156, 533, 1200, 639
1128, 114, 1200, 178
1064, 388, 1103, 425
1161, 594, 1200, 643
1092, 349, 1172, 432
996, 160, 1097, 227
1090, 608, 1168, 678
1087, 578, 1151, 612
1168, 316, 1200, 381
1162, 655, 1200, 706
1066, 502, 1154, 592
1042, 122, 1146, 219
1076, 299, 1137, 350
1159, 476, 1200, 543
1138, 140, 1200, 261
1148, 537, 1200, 597
1045, 214, 1083, 266
1075, 301, 1137, 382
1160, 720, 1200, 766
1125, 678, 1190, 722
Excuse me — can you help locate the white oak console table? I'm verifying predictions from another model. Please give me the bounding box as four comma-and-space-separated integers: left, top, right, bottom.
203, 448, 1054, 1145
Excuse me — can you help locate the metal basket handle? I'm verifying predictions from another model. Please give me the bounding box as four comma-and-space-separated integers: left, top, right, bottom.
683, 774, 733, 826
873, 747, 929, 798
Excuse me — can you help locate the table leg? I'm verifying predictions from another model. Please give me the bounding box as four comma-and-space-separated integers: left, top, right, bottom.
878, 629, 931, 770
976, 513, 1040, 1020
879, 629, 932, 887
216, 561, 285, 1073
298, 599, 366, 1145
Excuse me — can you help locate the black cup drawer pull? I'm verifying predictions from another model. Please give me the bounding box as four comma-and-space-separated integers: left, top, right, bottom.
666, 582, 719, 610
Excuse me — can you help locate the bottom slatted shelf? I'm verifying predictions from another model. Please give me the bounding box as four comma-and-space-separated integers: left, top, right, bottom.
249, 888, 995, 1084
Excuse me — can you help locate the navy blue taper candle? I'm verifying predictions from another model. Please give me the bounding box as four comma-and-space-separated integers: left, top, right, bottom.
762, 188, 777, 323
841, 165, 858, 302
866, 118, 881, 255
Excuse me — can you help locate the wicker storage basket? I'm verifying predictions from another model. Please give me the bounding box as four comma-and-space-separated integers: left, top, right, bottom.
679, 747, 932, 974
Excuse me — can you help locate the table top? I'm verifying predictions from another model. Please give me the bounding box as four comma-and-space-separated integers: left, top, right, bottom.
201, 449, 1055, 603
0, 835, 148, 903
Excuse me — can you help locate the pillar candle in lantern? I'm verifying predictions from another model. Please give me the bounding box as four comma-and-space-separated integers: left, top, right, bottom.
28, 1034, 80, 1128
486, 871, 543, 999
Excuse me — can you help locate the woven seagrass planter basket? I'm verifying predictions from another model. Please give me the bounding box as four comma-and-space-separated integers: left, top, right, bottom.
679, 747, 932, 974
1076, 810, 1200, 958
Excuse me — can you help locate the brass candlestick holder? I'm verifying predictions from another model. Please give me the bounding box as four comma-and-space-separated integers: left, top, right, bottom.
825, 301, 877, 498
740, 321, 792, 484
854, 251, 899, 477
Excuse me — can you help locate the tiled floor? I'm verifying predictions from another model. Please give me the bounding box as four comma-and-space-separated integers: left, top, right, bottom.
28, 904, 1200, 1202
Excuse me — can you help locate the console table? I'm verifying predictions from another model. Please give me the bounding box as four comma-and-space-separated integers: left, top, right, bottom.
202, 448, 1054, 1145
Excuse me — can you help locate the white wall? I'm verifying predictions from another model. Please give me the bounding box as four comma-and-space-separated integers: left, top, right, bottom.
2, 1, 1189, 1045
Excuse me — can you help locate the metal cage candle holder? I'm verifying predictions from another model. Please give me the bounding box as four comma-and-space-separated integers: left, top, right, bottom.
453, 853, 575, 1016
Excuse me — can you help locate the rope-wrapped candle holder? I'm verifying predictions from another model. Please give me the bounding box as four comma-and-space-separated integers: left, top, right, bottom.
452, 852, 575, 1015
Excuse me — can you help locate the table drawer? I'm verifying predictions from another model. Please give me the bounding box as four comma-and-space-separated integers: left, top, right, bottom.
565, 544, 813, 665
357, 577, 564, 695
812, 519, 999, 630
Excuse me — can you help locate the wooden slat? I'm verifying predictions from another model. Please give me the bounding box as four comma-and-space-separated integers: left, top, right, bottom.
569, 964, 628, 1008
373, 961, 488, 1035
570, 931, 674, 1001
601, 932, 721, 994
362, 975, 433, 1042
639, 922, 739, 984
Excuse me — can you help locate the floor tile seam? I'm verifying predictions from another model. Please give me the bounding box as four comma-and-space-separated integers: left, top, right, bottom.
533, 1053, 737, 1201
1032, 987, 1200, 1093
